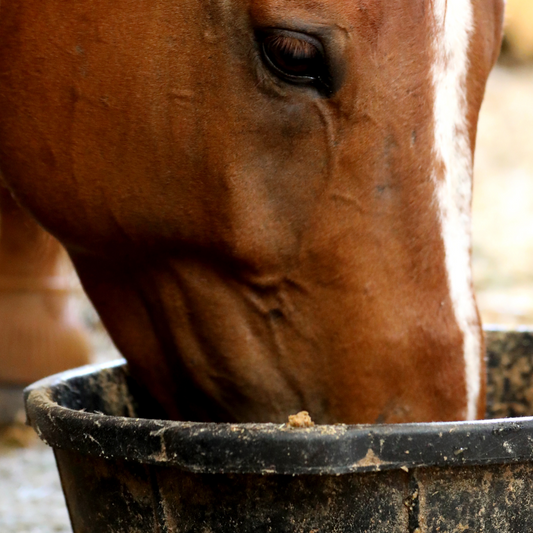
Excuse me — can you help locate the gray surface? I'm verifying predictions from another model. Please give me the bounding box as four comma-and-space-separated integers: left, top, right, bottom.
0, 328, 119, 533
0, 386, 25, 425
0, 441, 71, 533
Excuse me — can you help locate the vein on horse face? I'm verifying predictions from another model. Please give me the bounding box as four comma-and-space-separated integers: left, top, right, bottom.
431, 0, 480, 420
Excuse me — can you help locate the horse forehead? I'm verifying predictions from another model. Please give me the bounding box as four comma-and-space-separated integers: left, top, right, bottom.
247, 0, 497, 30
245, 0, 477, 52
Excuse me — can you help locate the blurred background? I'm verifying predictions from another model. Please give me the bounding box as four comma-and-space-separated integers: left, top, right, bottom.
473, 0, 533, 327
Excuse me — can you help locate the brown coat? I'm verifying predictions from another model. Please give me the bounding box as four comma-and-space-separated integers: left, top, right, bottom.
0, 0, 505, 423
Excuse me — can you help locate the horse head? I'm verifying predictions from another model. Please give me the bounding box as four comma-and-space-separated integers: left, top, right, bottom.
0, 0, 505, 423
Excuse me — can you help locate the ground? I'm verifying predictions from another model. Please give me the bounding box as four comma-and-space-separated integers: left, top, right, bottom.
0, 435, 70, 533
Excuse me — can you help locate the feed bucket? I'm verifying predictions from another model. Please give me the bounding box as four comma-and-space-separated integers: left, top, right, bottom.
24, 327, 533, 532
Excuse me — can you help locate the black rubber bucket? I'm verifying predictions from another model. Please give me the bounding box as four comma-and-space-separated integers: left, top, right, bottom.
24, 327, 533, 532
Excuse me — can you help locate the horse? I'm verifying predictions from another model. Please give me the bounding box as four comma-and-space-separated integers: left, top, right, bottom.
0, 0, 505, 424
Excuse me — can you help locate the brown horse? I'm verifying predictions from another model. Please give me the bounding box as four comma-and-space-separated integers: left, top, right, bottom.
0, 0, 504, 424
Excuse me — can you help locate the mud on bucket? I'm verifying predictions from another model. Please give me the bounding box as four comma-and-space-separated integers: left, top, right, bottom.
24, 328, 533, 532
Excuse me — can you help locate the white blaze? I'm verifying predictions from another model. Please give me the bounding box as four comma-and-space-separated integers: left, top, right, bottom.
431, 0, 480, 420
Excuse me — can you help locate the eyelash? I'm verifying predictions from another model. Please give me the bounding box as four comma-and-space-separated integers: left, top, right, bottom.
258, 29, 332, 96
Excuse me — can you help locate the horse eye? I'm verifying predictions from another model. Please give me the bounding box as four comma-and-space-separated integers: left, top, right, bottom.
259, 30, 331, 93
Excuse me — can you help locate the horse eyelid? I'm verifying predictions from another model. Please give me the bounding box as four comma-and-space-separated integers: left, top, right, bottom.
266, 35, 319, 59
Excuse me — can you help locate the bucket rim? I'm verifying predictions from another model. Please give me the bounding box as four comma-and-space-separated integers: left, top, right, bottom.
23, 359, 533, 475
